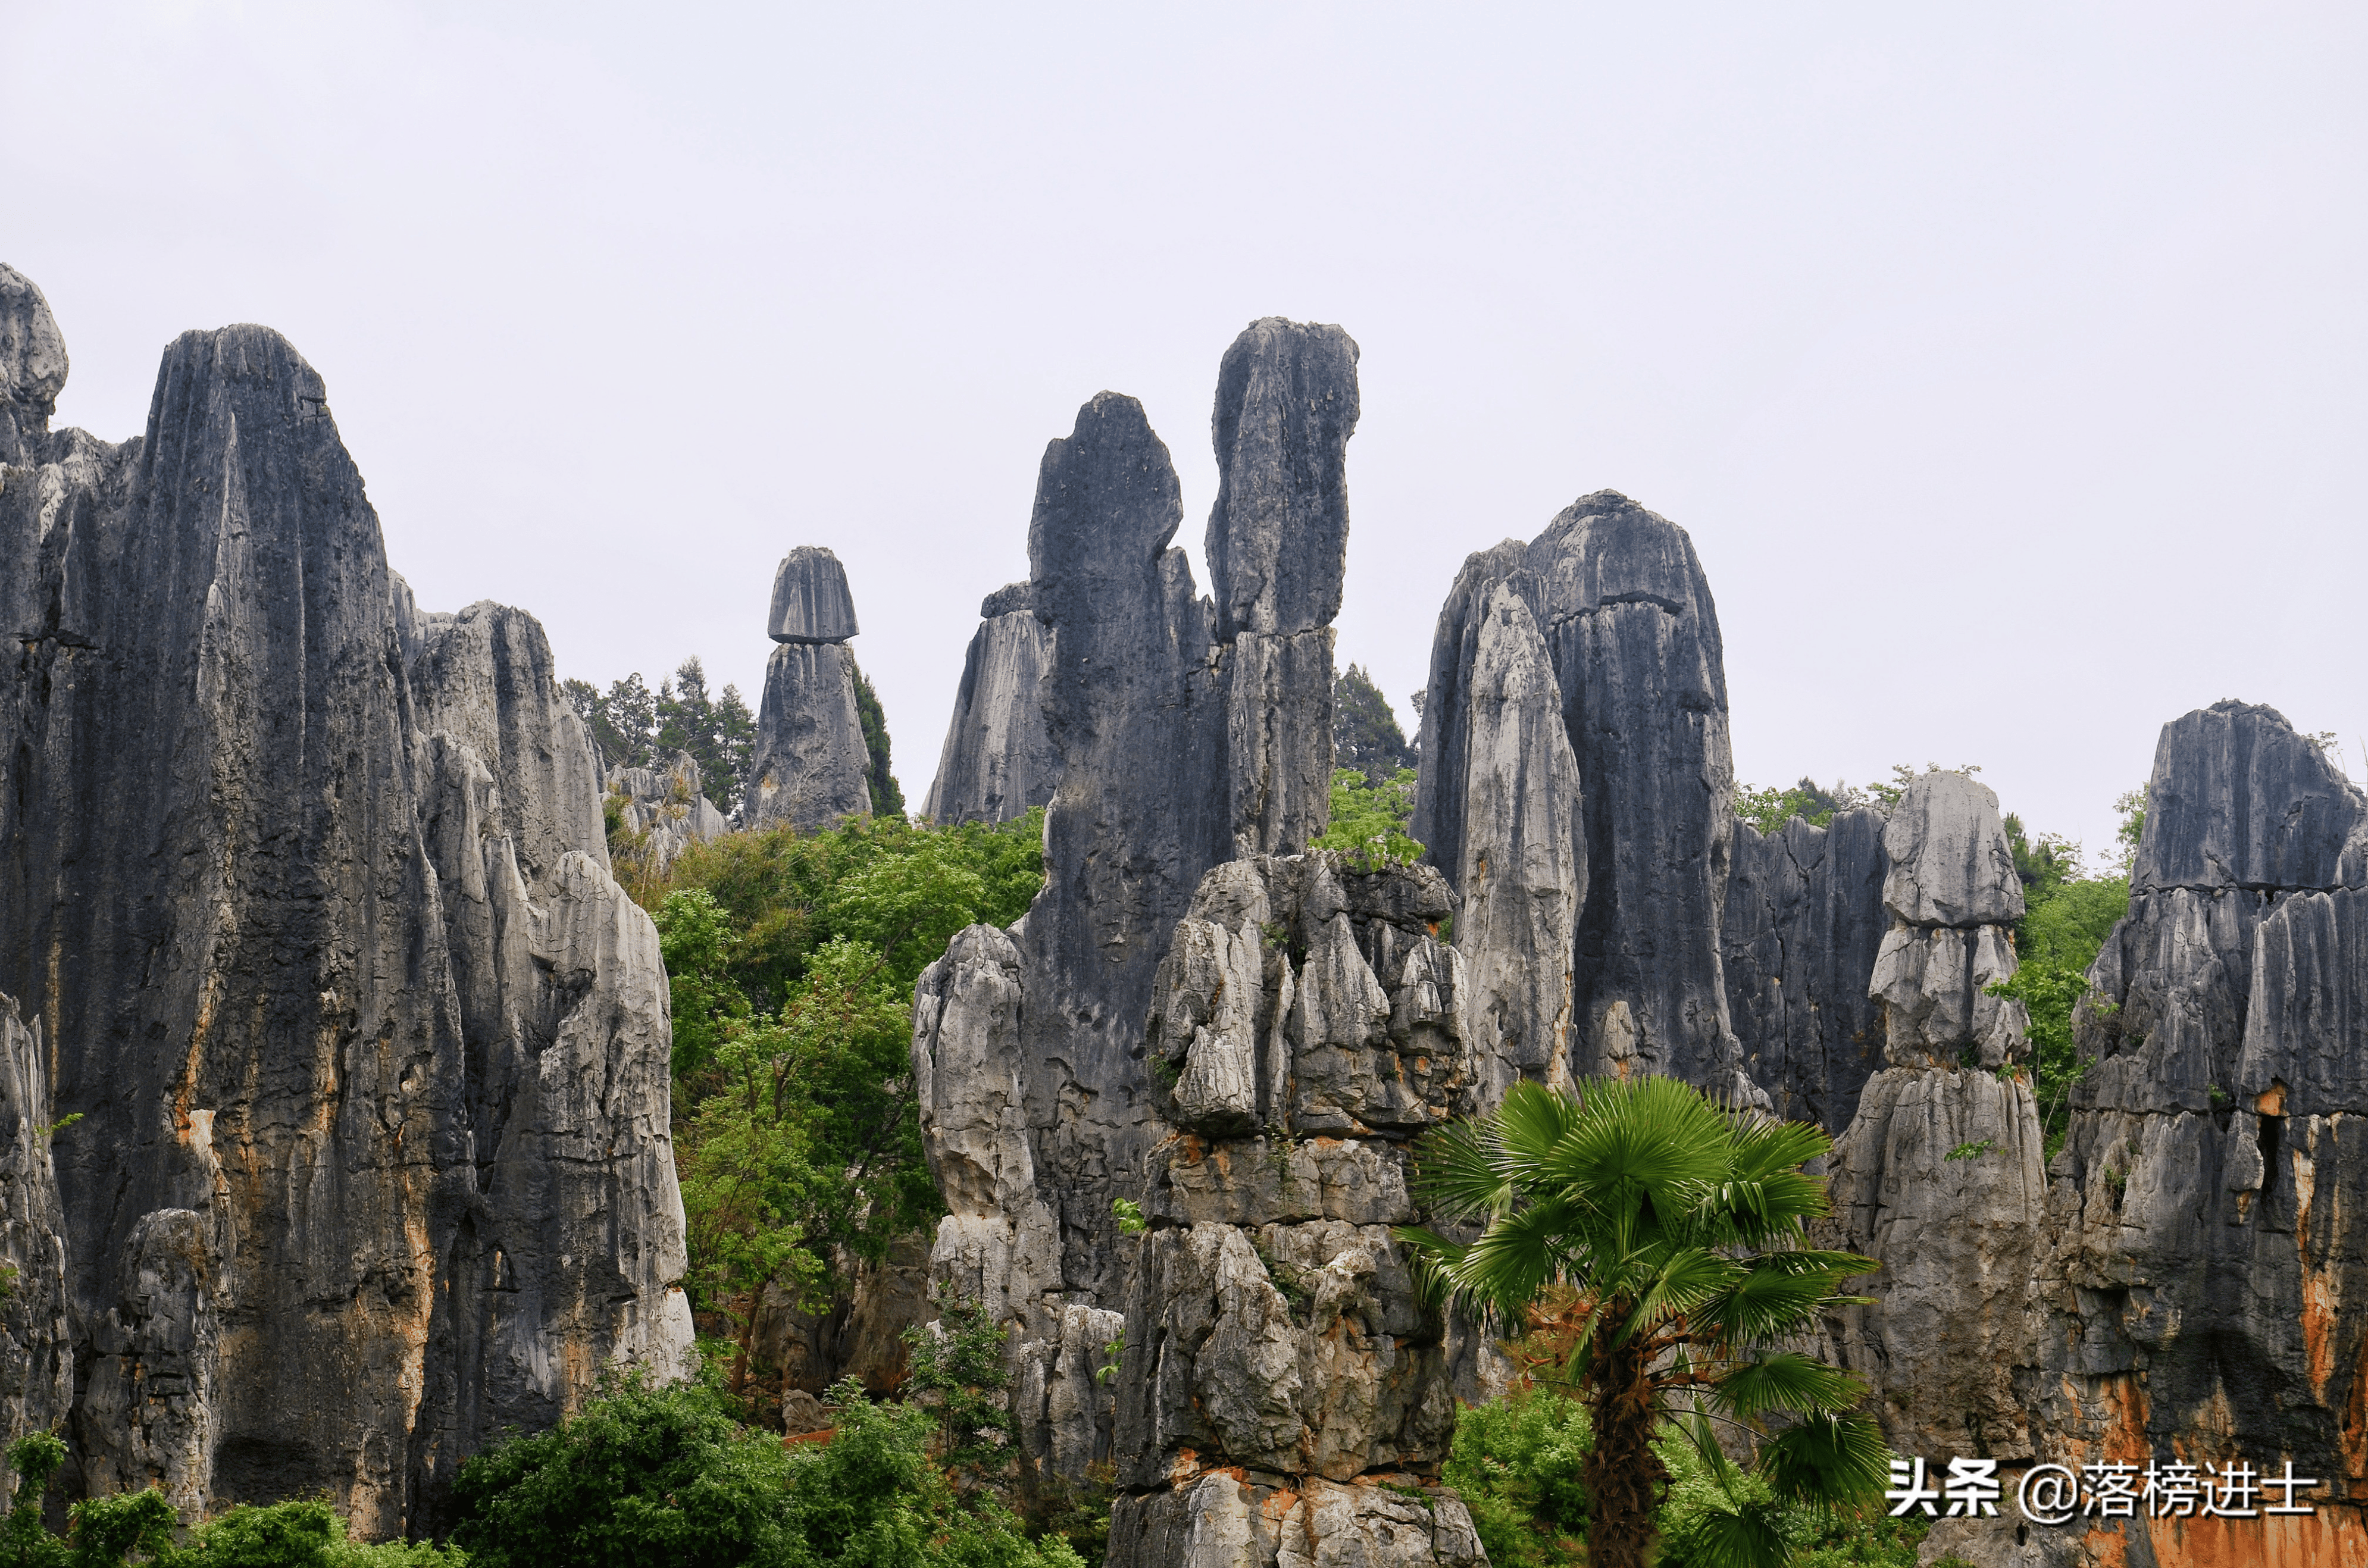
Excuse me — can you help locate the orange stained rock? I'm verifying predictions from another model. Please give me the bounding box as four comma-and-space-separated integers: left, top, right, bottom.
781, 1427, 835, 1447
2261, 1081, 2289, 1116
2142, 1508, 2368, 1567
2345, 1341, 2368, 1484
1260, 1488, 1300, 1522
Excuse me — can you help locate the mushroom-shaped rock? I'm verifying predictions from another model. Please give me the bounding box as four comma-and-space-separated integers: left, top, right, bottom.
767, 545, 861, 643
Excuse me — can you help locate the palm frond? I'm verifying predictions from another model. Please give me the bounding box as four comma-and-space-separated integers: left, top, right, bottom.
1676, 1501, 1791, 1568
1709, 1352, 1863, 1419
1756, 1412, 1891, 1511
1698, 1264, 1837, 1342
1410, 1116, 1515, 1223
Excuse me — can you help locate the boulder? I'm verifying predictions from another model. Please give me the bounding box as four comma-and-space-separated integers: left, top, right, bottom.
767, 544, 860, 643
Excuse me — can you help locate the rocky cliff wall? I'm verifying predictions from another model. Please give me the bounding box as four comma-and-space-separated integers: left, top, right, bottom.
0, 267, 690, 1531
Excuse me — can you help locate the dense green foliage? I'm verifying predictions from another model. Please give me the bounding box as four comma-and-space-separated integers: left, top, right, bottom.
1310, 766, 1423, 870
448, 1375, 1078, 1568
643, 812, 1044, 1392
565, 659, 758, 812
1443, 1382, 1934, 1567
3, 1436, 461, 1567
1406, 1078, 1888, 1568
1333, 664, 1415, 786
899, 1290, 1014, 1483
847, 659, 906, 818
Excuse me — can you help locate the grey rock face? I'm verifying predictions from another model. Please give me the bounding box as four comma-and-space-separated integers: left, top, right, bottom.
749, 641, 871, 831
921, 584, 1056, 826
1720, 811, 1888, 1132
2133, 699, 2360, 892
410, 600, 611, 887
0, 997, 71, 1464
1415, 494, 1745, 1095
1205, 318, 1359, 641
1208, 320, 1358, 858
767, 545, 861, 643
606, 752, 730, 874
0, 296, 690, 1529
1431, 584, 1583, 1100
0, 264, 67, 462
1820, 770, 2043, 1460
2022, 700, 2368, 1514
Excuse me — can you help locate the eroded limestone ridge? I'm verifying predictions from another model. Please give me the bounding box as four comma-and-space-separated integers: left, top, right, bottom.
0, 263, 692, 1532
749, 546, 871, 831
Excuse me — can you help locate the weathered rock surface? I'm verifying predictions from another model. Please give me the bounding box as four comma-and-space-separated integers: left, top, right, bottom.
748, 640, 871, 831
410, 600, 611, 887
0, 265, 68, 464
1415, 494, 1748, 1097
0, 996, 71, 1469
1822, 771, 2042, 1460
1721, 810, 1889, 1132
2023, 702, 2368, 1522
1424, 584, 1582, 1100
921, 582, 1056, 826
605, 752, 730, 874
1208, 320, 1359, 858
1205, 318, 1359, 641
0, 284, 690, 1529
767, 544, 860, 643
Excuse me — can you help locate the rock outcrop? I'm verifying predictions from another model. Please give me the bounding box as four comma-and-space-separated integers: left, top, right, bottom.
2022, 702, 2368, 1547
749, 641, 870, 831
749, 547, 873, 831
605, 752, 730, 874
0, 274, 691, 1530
767, 544, 861, 643
1208, 320, 1360, 860
1415, 494, 1751, 1098
0, 265, 68, 464
1822, 772, 2044, 1462
913, 321, 1492, 1566
921, 582, 1056, 826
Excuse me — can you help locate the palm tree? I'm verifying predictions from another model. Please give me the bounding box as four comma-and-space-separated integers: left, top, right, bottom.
1400, 1075, 1890, 1568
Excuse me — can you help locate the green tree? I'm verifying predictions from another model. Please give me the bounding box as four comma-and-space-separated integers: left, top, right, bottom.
1402, 1077, 1888, 1568
1311, 768, 1422, 871
451, 1373, 796, 1568
656, 889, 753, 1084
900, 1289, 1015, 1482
1334, 664, 1414, 785
1440, 1385, 1593, 1567
655, 658, 758, 814
847, 659, 905, 819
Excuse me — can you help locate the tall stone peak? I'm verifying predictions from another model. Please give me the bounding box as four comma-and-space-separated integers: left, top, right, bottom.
768, 544, 861, 643
1205, 317, 1360, 640
0, 273, 690, 1529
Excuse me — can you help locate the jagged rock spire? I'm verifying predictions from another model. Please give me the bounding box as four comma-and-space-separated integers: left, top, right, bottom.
749, 546, 873, 831
0, 264, 67, 462
921, 582, 1056, 827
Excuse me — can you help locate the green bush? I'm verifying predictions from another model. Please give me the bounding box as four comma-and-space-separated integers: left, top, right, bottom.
1438, 1386, 1591, 1567
1312, 767, 1422, 871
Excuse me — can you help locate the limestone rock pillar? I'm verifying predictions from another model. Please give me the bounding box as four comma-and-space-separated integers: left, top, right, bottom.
749, 546, 872, 831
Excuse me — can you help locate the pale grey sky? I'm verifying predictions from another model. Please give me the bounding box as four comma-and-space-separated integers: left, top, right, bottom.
14, 4, 2364, 864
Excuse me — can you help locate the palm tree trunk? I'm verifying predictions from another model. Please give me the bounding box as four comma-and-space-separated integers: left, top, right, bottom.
1583, 1317, 1669, 1568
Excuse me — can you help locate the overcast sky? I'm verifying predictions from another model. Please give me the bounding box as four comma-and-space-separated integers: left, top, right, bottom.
14, 4, 2364, 865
